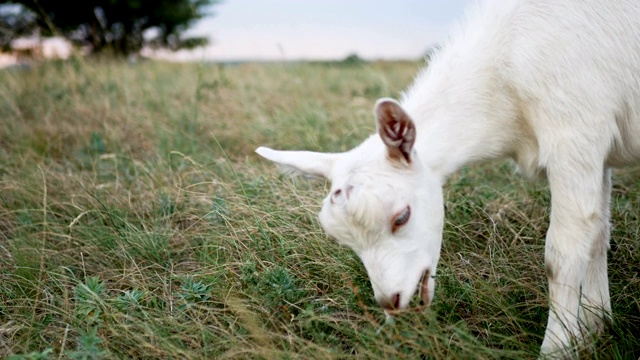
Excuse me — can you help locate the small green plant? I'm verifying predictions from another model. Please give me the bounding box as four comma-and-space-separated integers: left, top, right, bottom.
7, 348, 53, 360
74, 276, 106, 326
177, 277, 211, 310
260, 265, 306, 311
66, 327, 108, 360
113, 289, 148, 317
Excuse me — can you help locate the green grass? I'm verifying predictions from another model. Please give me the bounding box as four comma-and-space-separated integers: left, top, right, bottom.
0, 57, 639, 359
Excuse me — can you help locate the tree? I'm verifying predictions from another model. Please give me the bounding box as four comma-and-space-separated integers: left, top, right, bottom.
0, 3, 36, 50
1, 0, 217, 56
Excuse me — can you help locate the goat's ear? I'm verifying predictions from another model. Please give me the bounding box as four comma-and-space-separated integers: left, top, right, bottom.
256, 147, 338, 179
375, 98, 416, 165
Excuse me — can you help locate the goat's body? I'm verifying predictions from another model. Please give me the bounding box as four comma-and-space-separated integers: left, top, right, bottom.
258, 0, 640, 356
506, 1, 640, 171
403, 0, 640, 180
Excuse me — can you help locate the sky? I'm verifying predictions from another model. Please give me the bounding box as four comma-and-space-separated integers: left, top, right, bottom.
150, 0, 472, 62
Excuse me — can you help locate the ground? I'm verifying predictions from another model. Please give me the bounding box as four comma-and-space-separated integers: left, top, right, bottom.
0, 58, 638, 359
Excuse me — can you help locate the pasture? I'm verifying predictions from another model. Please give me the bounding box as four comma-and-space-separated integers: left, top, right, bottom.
0, 59, 639, 358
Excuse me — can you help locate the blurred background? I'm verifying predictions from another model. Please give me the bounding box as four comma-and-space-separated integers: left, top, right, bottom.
0, 0, 470, 67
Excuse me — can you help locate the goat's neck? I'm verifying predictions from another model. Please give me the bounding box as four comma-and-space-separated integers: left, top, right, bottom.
401, 61, 517, 182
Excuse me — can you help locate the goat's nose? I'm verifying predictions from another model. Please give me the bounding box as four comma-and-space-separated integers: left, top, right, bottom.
378, 292, 401, 311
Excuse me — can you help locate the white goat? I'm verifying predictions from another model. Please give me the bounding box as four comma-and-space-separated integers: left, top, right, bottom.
256, 0, 640, 355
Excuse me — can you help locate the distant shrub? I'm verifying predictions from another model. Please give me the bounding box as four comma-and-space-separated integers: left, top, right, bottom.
340, 53, 365, 66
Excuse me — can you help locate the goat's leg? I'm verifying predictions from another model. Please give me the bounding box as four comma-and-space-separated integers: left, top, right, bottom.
541, 158, 606, 356
579, 168, 612, 333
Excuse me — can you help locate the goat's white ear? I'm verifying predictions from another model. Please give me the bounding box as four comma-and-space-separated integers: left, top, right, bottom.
255, 147, 338, 179
375, 98, 416, 165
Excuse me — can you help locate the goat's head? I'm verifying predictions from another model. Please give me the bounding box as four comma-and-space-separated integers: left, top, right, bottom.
256, 98, 444, 313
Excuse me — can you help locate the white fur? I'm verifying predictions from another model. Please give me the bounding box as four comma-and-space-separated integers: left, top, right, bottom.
257, 0, 640, 356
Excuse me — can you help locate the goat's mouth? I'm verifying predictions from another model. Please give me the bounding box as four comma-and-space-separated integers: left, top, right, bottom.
417, 268, 431, 307
383, 269, 432, 319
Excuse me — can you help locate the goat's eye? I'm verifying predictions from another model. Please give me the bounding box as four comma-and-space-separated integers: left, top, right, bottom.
391, 206, 411, 232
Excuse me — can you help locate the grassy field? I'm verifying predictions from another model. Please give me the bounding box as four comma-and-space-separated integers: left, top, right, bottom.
0, 58, 639, 359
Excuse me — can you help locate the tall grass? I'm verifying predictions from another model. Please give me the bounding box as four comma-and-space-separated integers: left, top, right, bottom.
0, 58, 638, 359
